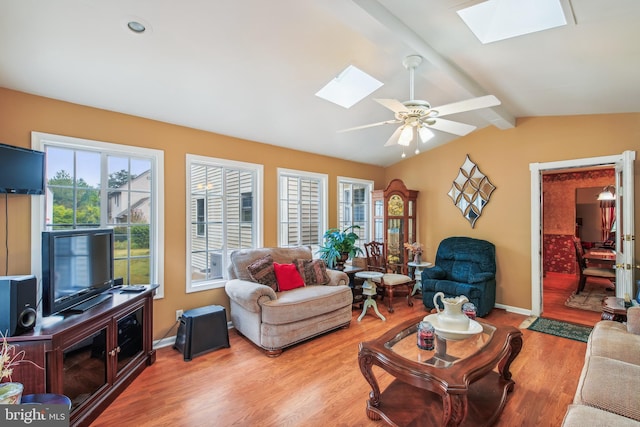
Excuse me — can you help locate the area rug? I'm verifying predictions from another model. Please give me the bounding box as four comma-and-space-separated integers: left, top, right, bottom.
564, 282, 613, 312
526, 317, 592, 343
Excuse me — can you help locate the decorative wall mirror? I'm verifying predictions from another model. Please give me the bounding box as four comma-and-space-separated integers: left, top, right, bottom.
448, 155, 496, 228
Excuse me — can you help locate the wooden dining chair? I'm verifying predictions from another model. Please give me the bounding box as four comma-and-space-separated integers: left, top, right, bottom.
363, 241, 415, 313
571, 237, 616, 294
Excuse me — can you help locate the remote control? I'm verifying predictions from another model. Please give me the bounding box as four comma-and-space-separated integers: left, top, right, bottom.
120, 285, 147, 292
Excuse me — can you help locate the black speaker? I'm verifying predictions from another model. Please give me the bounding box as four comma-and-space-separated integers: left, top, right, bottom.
174, 305, 229, 361
0, 275, 37, 337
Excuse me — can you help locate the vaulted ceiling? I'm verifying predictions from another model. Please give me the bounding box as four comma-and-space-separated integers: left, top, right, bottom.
1, 0, 638, 166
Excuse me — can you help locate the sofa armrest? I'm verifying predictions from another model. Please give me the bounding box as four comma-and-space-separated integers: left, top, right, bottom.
423, 265, 446, 280
325, 269, 349, 286
627, 306, 640, 335
225, 279, 277, 313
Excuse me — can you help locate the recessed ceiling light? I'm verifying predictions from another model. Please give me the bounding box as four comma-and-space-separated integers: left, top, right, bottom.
127, 21, 146, 33
457, 0, 567, 44
315, 65, 383, 109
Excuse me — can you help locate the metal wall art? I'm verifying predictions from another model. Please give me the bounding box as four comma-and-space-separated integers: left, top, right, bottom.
448, 155, 496, 228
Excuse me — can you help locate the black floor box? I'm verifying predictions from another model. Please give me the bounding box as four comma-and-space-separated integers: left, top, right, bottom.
173, 305, 230, 361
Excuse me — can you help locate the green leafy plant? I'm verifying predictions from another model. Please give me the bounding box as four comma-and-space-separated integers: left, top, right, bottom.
317, 225, 363, 269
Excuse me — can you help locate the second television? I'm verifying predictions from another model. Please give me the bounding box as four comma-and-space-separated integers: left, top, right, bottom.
42, 228, 115, 316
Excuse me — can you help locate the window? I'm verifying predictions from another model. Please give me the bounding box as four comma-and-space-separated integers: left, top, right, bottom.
196, 198, 205, 237
187, 155, 263, 292
278, 169, 327, 251
31, 132, 165, 297
338, 177, 373, 243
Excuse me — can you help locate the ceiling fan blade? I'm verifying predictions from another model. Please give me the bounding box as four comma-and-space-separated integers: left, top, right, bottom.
384, 126, 404, 147
431, 95, 501, 117
374, 98, 408, 114
427, 118, 476, 136
337, 119, 400, 133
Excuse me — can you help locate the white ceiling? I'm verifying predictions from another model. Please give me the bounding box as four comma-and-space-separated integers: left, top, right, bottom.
1, 0, 638, 167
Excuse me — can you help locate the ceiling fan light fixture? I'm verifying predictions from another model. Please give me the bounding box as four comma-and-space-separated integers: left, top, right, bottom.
418, 126, 435, 143
398, 126, 413, 146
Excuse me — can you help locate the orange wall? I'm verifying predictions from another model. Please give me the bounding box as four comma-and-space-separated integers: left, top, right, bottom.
1, 87, 638, 336
385, 114, 640, 310
0, 88, 385, 339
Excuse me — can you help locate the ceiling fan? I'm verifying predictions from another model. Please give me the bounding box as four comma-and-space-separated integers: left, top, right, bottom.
339, 55, 501, 152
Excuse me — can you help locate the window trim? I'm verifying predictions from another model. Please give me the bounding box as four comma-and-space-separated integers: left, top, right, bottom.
30, 131, 165, 298
277, 168, 328, 249
337, 176, 373, 243
186, 154, 263, 293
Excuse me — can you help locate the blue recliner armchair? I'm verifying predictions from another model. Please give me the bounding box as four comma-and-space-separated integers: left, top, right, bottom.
422, 236, 496, 317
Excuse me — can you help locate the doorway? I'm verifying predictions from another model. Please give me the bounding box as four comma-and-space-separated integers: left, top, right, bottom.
529, 151, 636, 320
540, 170, 614, 325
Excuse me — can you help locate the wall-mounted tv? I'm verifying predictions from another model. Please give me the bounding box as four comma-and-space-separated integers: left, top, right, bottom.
0, 143, 45, 195
42, 228, 114, 316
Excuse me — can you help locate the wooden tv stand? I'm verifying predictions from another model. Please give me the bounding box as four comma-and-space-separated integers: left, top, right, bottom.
7, 285, 158, 427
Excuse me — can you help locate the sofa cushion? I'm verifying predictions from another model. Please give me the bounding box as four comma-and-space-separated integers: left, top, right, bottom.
627, 306, 640, 335
562, 405, 640, 427
261, 285, 352, 325
587, 320, 640, 365
246, 254, 278, 291
574, 355, 640, 421
293, 258, 330, 286
273, 262, 305, 291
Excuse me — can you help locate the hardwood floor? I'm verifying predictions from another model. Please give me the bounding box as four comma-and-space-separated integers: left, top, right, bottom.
92, 295, 588, 427
542, 272, 603, 327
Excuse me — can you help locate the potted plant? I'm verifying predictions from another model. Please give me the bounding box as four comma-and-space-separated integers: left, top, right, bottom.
317, 225, 363, 270
0, 332, 42, 404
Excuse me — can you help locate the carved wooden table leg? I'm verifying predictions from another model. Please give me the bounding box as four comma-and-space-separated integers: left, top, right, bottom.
498, 332, 523, 385
358, 351, 381, 420
442, 393, 468, 427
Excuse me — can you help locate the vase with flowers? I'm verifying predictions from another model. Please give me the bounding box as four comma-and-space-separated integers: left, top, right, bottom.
404, 241, 424, 264
0, 332, 42, 404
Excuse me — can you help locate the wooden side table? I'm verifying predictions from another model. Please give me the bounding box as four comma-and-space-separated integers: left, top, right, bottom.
602, 296, 628, 322
355, 271, 386, 322
408, 261, 432, 296
342, 265, 365, 308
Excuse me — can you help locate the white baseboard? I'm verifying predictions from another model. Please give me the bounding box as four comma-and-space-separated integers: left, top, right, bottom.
494, 303, 531, 316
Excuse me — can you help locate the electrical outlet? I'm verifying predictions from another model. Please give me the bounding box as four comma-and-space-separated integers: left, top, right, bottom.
176, 309, 184, 321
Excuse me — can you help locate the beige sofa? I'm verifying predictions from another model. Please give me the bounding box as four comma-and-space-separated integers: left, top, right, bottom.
225, 246, 351, 356
562, 306, 640, 426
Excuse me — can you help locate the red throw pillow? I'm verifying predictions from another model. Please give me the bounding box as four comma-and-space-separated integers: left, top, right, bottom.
273, 262, 305, 291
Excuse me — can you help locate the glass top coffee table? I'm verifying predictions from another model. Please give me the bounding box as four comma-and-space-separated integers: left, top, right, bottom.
358, 317, 523, 427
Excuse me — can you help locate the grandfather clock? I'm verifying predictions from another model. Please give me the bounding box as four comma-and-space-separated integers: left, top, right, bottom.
372, 179, 418, 275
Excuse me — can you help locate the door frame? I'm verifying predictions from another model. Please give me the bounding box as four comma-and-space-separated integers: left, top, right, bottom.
529, 151, 635, 316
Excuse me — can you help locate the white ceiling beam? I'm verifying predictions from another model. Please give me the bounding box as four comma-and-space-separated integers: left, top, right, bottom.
353, 0, 516, 129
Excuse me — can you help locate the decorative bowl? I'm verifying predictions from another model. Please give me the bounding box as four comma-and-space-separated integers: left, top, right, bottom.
423, 314, 483, 341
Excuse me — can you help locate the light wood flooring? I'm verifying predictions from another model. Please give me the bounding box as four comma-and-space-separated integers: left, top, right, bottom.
542, 272, 604, 327
92, 295, 589, 427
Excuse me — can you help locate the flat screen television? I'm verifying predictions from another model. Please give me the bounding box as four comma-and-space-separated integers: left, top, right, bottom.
42, 228, 114, 316
0, 142, 45, 194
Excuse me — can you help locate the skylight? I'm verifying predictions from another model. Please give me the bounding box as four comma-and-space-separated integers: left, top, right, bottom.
315, 65, 383, 109
457, 0, 567, 44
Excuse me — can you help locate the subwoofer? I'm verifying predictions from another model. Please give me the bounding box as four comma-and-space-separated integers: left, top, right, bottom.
0, 275, 37, 337
173, 305, 229, 361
